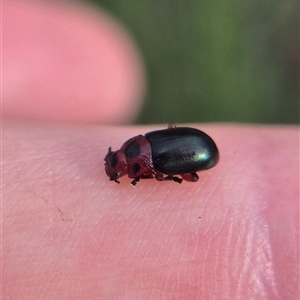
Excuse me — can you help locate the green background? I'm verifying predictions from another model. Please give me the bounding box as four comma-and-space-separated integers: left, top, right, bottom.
89, 0, 299, 124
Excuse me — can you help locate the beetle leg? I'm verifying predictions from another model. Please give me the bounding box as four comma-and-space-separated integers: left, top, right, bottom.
154, 172, 165, 181
170, 176, 183, 184
181, 172, 199, 182
163, 175, 182, 183
167, 123, 176, 129
131, 177, 140, 186
131, 173, 155, 186
155, 173, 182, 184
140, 174, 155, 179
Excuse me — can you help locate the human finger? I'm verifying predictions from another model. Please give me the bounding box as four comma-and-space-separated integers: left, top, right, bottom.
3, 122, 298, 299
3, 0, 145, 123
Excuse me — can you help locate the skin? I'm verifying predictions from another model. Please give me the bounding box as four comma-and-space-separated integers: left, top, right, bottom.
3, 1, 299, 299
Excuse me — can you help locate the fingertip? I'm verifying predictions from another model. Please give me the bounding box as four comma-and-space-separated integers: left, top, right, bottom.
4, 0, 146, 123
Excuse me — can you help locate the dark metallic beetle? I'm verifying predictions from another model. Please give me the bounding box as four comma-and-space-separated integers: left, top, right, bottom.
104, 124, 219, 186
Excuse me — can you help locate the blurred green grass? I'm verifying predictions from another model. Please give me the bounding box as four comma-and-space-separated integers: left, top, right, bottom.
89, 0, 299, 124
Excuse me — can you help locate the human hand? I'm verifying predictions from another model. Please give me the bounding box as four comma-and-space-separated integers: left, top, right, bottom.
3, 1, 299, 299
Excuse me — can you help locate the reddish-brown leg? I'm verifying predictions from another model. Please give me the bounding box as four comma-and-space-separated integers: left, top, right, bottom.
154, 172, 165, 181
167, 124, 176, 129
131, 173, 155, 186
168, 176, 183, 184
181, 172, 199, 182
154, 172, 183, 184
131, 178, 140, 186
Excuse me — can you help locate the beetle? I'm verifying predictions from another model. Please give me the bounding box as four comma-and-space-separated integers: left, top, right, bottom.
104, 124, 219, 186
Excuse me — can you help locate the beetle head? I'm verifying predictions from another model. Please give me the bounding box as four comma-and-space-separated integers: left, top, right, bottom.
104, 147, 128, 183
